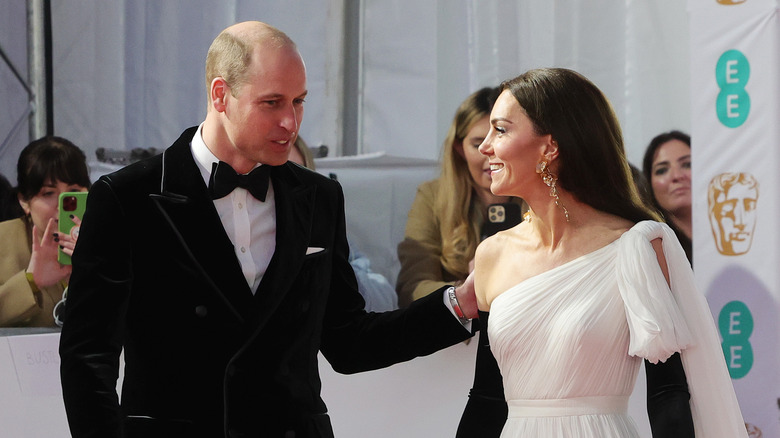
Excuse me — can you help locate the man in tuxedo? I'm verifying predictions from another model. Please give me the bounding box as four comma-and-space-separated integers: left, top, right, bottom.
59, 21, 477, 438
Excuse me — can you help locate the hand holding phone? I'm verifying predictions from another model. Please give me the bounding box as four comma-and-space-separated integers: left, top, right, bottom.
481, 203, 524, 240
58, 192, 88, 265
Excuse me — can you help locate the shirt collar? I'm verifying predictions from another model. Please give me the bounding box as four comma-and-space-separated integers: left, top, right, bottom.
190, 123, 263, 187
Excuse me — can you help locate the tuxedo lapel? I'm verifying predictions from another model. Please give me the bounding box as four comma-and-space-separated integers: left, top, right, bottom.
250, 164, 316, 326
150, 129, 255, 323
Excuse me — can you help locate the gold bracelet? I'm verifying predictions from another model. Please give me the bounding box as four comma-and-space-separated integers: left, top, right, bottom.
25, 271, 40, 293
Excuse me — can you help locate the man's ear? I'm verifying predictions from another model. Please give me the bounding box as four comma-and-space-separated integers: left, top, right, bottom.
211, 77, 229, 112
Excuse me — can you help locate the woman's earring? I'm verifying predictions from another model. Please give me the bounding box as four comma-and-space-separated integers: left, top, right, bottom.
536, 160, 570, 222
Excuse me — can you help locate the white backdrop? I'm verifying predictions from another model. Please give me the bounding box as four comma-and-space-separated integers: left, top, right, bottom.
690, 0, 780, 436
1, 0, 689, 181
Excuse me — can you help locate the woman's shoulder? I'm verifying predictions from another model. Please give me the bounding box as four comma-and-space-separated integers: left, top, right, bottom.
416, 178, 441, 194
477, 222, 526, 257
0, 217, 27, 235
620, 220, 671, 241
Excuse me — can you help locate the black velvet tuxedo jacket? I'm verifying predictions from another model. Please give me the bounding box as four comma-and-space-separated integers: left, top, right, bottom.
59, 127, 471, 438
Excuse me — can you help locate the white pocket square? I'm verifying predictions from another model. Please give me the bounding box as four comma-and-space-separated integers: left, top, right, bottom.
306, 246, 325, 255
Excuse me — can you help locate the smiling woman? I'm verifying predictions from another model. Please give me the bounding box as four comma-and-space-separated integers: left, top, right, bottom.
395, 86, 526, 437
474, 68, 746, 438
642, 130, 692, 261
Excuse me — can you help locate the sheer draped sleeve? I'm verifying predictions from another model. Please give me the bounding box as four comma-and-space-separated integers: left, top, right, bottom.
616, 221, 748, 438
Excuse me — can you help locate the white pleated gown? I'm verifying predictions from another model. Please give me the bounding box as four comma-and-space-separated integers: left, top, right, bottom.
488, 221, 748, 438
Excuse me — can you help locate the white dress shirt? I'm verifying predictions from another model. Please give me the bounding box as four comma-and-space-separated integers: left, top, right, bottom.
190, 124, 275, 293
189, 124, 470, 327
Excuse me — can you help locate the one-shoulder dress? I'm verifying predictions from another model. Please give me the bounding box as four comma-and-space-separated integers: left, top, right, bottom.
488, 221, 747, 438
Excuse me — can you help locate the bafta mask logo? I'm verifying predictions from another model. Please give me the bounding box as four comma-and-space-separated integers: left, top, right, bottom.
717, 0, 747, 4
708, 172, 759, 256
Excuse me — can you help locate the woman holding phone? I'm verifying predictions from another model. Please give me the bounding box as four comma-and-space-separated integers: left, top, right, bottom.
396, 87, 526, 437
0, 136, 90, 327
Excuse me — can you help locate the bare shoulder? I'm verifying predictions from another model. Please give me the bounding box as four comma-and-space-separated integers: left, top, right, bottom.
582, 214, 634, 246
474, 223, 531, 310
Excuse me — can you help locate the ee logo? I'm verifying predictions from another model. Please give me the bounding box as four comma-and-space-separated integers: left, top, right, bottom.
718, 300, 753, 378
716, 50, 750, 128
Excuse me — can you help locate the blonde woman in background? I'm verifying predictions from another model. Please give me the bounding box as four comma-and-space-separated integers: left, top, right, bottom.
396, 86, 526, 437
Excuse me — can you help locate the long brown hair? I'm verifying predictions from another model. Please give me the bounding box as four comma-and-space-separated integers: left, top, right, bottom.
436, 86, 501, 277
501, 68, 659, 223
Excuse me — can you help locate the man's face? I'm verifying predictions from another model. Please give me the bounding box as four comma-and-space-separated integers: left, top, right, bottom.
221, 44, 307, 171
709, 178, 759, 255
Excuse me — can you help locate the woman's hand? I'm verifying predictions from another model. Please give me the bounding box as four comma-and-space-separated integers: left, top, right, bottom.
27, 217, 72, 289
57, 214, 82, 258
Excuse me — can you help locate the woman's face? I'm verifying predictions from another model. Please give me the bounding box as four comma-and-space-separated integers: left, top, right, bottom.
650, 139, 691, 215
457, 116, 492, 191
479, 90, 549, 197
19, 179, 88, 238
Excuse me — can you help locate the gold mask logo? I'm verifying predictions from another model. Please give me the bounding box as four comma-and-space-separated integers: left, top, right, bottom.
708, 172, 759, 256
717, 0, 747, 4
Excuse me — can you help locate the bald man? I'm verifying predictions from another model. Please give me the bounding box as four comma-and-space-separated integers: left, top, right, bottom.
59, 21, 477, 438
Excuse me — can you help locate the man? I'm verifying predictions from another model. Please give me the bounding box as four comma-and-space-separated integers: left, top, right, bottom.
60, 21, 477, 438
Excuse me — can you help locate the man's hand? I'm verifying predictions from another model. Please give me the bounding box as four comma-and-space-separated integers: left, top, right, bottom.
455, 271, 478, 319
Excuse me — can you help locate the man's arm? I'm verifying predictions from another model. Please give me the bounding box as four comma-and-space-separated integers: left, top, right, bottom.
319, 180, 473, 374
59, 178, 131, 438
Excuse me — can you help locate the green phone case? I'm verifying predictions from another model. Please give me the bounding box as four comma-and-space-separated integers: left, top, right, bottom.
58, 191, 88, 265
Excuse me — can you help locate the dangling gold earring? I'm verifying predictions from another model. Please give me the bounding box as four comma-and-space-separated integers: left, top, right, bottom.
536, 160, 570, 222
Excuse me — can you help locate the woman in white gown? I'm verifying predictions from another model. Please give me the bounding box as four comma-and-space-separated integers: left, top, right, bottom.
474, 68, 747, 437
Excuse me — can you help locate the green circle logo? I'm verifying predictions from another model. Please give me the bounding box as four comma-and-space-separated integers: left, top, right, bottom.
715, 50, 750, 128
718, 300, 753, 378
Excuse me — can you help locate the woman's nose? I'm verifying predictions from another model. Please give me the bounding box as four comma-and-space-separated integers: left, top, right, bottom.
478, 139, 491, 156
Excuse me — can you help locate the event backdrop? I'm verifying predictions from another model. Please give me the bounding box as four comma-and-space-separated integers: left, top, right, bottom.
690, 0, 780, 436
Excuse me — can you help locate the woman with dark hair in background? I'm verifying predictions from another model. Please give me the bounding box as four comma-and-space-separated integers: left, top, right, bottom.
0, 136, 91, 327
475, 68, 745, 437
642, 130, 692, 261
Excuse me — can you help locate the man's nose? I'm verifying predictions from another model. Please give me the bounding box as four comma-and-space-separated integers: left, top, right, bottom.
280, 104, 299, 132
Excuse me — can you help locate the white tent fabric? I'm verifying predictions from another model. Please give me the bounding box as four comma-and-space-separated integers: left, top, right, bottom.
1, 0, 689, 180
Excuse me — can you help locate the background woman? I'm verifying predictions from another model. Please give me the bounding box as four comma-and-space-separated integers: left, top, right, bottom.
0, 136, 91, 327
642, 130, 692, 261
396, 86, 525, 437
475, 68, 745, 437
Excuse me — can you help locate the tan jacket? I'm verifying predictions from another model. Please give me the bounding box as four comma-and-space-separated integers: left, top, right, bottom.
396, 180, 462, 307
0, 218, 65, 327
396, 179, 526, 307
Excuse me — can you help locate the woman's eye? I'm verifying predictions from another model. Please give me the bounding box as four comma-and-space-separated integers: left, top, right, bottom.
653, 167, 668, 176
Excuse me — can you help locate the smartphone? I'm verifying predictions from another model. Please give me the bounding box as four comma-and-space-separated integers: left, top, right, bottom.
58, 191, 88, 265
481, 203, 524, 240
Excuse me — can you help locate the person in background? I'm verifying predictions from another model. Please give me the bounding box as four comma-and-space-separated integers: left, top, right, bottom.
396, 86, 525, 305
289, 136, 316, 170
59, 21, 476, 438
289, 136, 397, 311
0, 137, 90, 327
396, 86, 526, 437
642, 130, 692, 261
0, 173, 24, 221
475, 67, 746, 437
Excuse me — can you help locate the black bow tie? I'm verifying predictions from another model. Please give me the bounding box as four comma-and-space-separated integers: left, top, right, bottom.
208, 161, 271, 201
